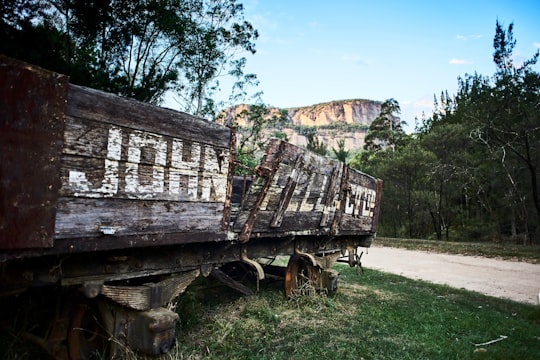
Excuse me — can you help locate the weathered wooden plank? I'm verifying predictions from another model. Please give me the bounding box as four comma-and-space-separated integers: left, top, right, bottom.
67, 85, 230, 148
0, 56, 68, 249
210, 268, 254, 296
270, 153, 305, 227
59, 155, 229, 202
338, 168, 379, 233
54, 198, 225, 239
63, 116, 229, 161
49, 83, 232, 247
242, 161, 332, 213
234, 141, 340, 234
319, 162, 343, 227
235, 211, 328, 234
260, 138, 300, 167
99, 270, 200, 310
59, 115, 229, 202
237, 140, 284, 243
338, 215, 374, 233
51, 231, 227, 255
232, 139, 381, 239
62, 116, 111, 159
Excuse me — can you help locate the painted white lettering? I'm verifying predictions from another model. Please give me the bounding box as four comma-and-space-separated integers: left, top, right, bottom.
169, 139, 201, 200
68, 127, 122, 197
344, 184, 376, 218
125, 131, 167, 196
66, 126, 229, 202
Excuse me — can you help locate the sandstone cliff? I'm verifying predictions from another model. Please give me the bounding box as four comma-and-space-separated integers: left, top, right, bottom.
288, 99, 381, 127
220, 99, 383, 153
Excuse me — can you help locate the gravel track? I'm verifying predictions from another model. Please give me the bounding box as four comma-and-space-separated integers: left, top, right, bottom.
361, 246, 540, 305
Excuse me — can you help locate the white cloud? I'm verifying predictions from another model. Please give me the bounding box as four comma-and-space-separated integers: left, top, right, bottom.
534, 42, 540, 48
413, 98, 434, 108
449, 58, 472, 65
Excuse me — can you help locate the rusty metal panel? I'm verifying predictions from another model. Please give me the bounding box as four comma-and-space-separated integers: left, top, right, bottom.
0, 57, 68, 249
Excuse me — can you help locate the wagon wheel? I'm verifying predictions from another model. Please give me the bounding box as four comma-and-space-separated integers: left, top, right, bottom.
284, 254, 322, 298
67, 301, 108, 360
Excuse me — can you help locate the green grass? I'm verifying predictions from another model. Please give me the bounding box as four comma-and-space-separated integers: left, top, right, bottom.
167, 264, 540, 360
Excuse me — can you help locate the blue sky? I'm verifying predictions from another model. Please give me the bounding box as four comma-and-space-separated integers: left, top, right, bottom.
228, 0, 540, 131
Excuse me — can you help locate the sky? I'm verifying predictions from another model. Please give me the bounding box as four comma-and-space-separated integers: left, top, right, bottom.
214, 0, 540, 132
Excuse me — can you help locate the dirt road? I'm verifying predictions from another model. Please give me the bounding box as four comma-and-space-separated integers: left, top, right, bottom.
361, 246, 540, 305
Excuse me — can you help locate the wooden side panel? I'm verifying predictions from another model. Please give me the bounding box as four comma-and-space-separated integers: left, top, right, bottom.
54, 85, 231, 243
0, 57, 68, 249
338, 166, 380, 234
55, 199, 225, 238
233, 139, 381, 238
234, 140, 340, 235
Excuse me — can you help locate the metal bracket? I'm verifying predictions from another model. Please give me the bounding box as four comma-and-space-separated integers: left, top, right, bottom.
294, 247, 320, 269
241, 246, 265, 281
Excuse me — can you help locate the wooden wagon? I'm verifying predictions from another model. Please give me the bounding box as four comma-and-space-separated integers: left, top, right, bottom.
0, 56, 381, 359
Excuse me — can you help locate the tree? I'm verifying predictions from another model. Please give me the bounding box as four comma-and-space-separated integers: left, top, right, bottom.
349, 21, 540, 243
332, 139, 350, 163
306, 129, 328, 156
0, 1, 84, 79
0, 0, 258, 113
173, 0, 259, 117
364, 98, 406, 151
227, 103, 288, 175
457, 21, 540, 243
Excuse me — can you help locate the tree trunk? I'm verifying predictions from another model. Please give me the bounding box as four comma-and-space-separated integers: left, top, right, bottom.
430, 210, 442, 240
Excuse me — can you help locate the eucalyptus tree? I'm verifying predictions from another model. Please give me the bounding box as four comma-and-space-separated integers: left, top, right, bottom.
364, 98, 406, 152
332, 139, 350, 163
1, 0, 259, 115
175, 0, 258, 117
456, 21, 540, 243
306, 129, 328, 156
224, 103, 288, 175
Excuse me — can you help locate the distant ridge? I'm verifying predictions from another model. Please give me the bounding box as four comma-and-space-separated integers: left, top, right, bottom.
221, 99, 383, 151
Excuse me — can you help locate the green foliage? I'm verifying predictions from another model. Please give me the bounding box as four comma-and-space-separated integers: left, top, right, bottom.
289, 123, 368, 137
269, 130, 289, 141
4, 246, 540, 359
305, 129, 328, 156
234, 146, 259, 175
231, 103, 288, 175
364, 98, 406, 152
170, 265, 539, 359
448, 21, 540, 243
0, 0, 258, 116
331, 139, 350, 163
